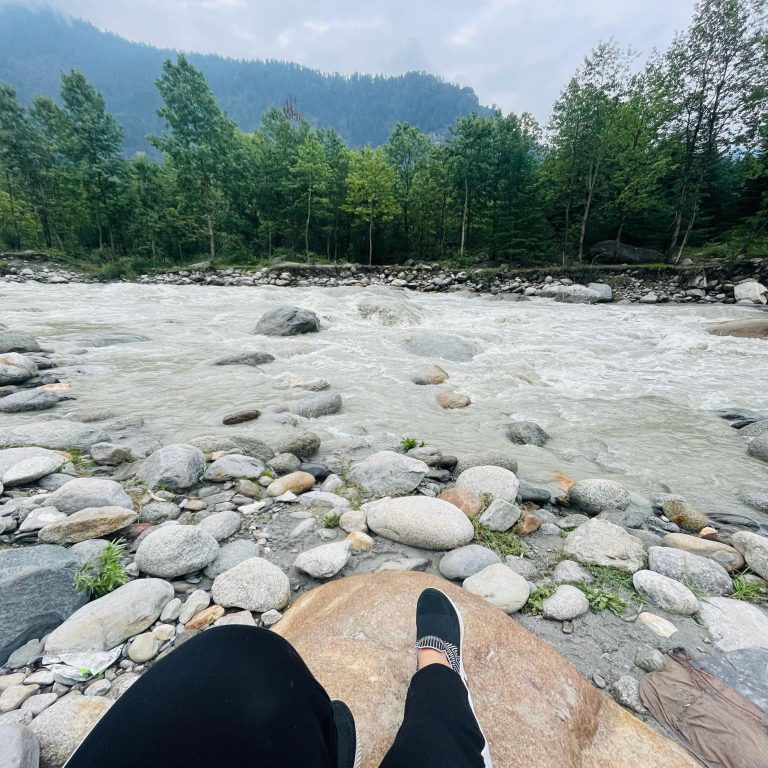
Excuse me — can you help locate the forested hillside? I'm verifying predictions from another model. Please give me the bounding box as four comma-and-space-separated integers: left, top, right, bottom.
0, 0, 765, 272
0, 5, 488, 153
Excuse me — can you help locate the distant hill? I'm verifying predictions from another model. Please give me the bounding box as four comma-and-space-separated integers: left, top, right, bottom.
0, 5, 491, 154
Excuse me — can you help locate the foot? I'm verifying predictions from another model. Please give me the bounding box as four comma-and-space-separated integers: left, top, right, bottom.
415, 587, 465, 679
331, 700, 361, 768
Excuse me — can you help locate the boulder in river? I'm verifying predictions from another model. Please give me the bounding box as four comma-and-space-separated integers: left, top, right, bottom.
136, 443, 206, 490
708, 318, 768, 339
733, 280, 768, 304
410, 365, 448, 385
47, 477, 133, 515
214, 351, 275, 366
0, 389, 61, 413
747, 432, 768, 462
730, 531, 768, 580
505, 420, 549, 446
0, 353, 37, 385
401, 332, 479, 362
253, 305, 320, 336
349, 451, 427, 496
551, 285, 602, 304
455, 465, 519, 503
568, 479, 631, 515
435, 392, 471, 409
275, 572, 699, 767
660, 499, 712, 532
296, 391, 342, 418
0, 329, 41, 353
275, 430, 320, 459
0, 421, 108, 450
736, 485, 768, 514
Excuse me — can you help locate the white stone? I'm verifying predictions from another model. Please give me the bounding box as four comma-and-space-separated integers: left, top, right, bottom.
463, 564, 529, 613
455, 465, 519, 502
542, 585, 590, 621
212, 558, 291, 612
294, 541, 351, 579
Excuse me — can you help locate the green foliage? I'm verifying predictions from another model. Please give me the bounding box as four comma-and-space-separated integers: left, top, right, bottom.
400, 436, 426, 451
471, 518, 526, 556
525, 584, 557, 615
322, 512, 341, 529
580, 585, 627, 615
732, 576, 768, 604
73, 540, 128, 598
582, 564, 636, 591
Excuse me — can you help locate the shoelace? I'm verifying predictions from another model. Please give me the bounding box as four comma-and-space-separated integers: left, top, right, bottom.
415, 634, 461, 675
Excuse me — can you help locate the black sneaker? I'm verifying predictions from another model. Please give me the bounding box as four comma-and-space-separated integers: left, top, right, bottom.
331, 699, 361, 768
415, 588, 494, 767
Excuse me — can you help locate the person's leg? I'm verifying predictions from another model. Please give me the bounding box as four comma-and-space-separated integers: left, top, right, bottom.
65, 625, 339, 768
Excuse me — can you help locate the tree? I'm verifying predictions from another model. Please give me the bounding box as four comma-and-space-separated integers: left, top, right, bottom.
344, 147, 398, 265
290, 133, 332, 260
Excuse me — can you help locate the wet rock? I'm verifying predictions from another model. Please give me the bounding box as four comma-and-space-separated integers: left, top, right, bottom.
296, 391, 342, 418
29, 695, 112, 768
222, 409, 260, 425
463, 564, 529, 613
648, 546, 732, 595
214, 351, 275, 366
135, 444, 205, 490
0, 389, 60, 413
0, 545, 86, 664
198, 510, 241, 541
212, 557, 291, 612
542, 585, 590, 621
268, 453, 301, 475
737, 484, 768, 513
660, 499, 712, 532
275, 572, 699, 768
453, 452, 517, 476
437, 487, 482, 517
267, 471, 315, 497
518, 480, 552, 504
478, 498, 521, 531
349, 451, 427, 496
632, 571, 698, 615
733, 280, 768, 304
435, 392, 471, 409
552, 560, 593, 585
365, 496, 474, 550
38, 506, 137, 545
134, 526, 219, 578
89, 442, 131, 466
203, 454, 265, 482
563, 519, 645, 573
294, 541, 352, 579
699, 597, 768, 651
0, 354, 37, 385
253, 305, 320, 336
44, 579, 173, 653
730, 531, 768, 580
505, 421, 549, 447
738, 419, 768, 438
275, 431, 320, 459
663, 533, 744, 572
568, 479, 631, 515
410, 365, 448, 385
45, 479, 133, 518
0, 421, 108, 450
2, 454, 65, 486
709, 318, 768, 338
455, 465, 519, 503
747, 433, 768, 462
0, 330, 41, 354
439, 545, 500, 580
401, 332, 479, 362
697, 649, 768, 713
204, 539, 260, 579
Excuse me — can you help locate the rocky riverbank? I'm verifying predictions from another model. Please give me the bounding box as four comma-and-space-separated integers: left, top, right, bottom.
1, 308, 768, 767
3, 251, 768, 306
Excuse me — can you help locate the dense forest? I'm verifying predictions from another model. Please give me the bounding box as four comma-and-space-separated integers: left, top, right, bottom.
0, 0, 766, 274
0, 5, 489, 153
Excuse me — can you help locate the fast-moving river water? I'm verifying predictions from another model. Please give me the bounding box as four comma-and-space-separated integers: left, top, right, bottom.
2, 282, 767, 519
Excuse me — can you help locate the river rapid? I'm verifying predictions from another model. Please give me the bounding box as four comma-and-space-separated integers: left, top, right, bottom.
2, 282, 767, 520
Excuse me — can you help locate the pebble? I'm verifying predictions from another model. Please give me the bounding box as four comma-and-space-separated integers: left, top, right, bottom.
185, 605, 225, 629
632, 570, 699, 615
551, 560, 593, 585
214, 610, 256, 627
638, 612, 678, 638
178, 589, 211, 624
128, 633, 160, 663
346, 531, 374, 551
634, 646, 666, 672
84, 679, 112, 697
478, 499, 521, 532
439, 545, 500, 580
260, 609, 283, 627
294, 541, 352, 579
160, 597, 182, 622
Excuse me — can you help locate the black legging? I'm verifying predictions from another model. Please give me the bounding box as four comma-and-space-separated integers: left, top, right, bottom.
66, 625, 487, 768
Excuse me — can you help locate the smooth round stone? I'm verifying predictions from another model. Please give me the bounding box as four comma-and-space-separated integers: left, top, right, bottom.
296, 391, 342, 418
134, 526, 219, 578
662, 533, 744, 572
505, 420, 549, 447
128, 632, 160, 663
2, 454, 65, 487
348, 451, 428, 496
212, 557, 291, 612
197, 510, 241, 541
648, 546, 732, 595
731, 531, 768, 580
46, 478, 133, 515
455, 465, 519, 503
294, 541, 352, 579
746, 433, 768, 462
551, 560, 593, 585
568, 479, 631, 515
267, 471, 316, 497
563, 519, 645, 573
275, 431, 321, 459
268, 453, 302, 475
410, 365, 448, 385
632, 570, 698, 615
439, 545, 500, 580
203, 455, 265, 482
660, 499, 712, 532
136, 444, 206, 490
462, 564, 529, 613
435, 392, 471, 409
437, 488, 483, 517
542, 585, 590, 621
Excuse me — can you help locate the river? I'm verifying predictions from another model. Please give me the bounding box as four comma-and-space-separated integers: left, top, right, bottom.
2, 282, 767, 520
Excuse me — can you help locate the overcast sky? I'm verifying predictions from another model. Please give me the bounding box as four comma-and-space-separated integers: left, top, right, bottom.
30, 0, 696, 120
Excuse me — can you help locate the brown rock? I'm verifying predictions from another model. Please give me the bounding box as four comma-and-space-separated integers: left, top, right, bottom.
708, 319, 768, 339
222, 409, 261, 425
410, 365, 449, 385
37, 506, 137, 545
514, 512, 542, 537
660, 499, 712, 533
436, 392, 471, 409
663, 533, 745, 572
438, 488, 483, 517
185, 604, 225, 629
275, 572, 697, 768
267, 471, 316, 497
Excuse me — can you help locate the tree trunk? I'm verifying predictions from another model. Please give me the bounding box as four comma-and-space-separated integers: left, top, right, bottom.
675, 183, 702, 263
368, 216, 373, 267
5, 173, 21, 250
305, 184, 312, 262
460, 177, 469, 256
206, 213, 215, 260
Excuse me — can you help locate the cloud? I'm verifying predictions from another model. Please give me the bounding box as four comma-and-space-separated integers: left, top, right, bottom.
34, 0, 697, 120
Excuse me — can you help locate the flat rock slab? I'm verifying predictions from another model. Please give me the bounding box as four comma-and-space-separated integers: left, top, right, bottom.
275, 572, 698, 768
699, 597, 768, 652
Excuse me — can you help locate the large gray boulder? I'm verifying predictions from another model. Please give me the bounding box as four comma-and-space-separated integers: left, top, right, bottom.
0, 353, 37, 385
296, 391, 342, 418
738, 419, 768, 438
439, 545, 500, 580
0, 330, 41, 353
747, 433, 768, 463
699, 597, 768, 651
254, 305, 320, 336
730, 531, 768, 580
348, 451, 427, 496
2, 454, 65, 487
212, 557, 291, 612
0, 448, 65, 477
134, 526, 219, 578
568, 479, 631, 515
0, 389, 61, 413
0, 546, 86, 664
214, 351, 275, 366
275, 431, 320, 459
401, 332, 479, 362
0, 723, 39, 768
455, 465, 519, 503
453, 452, 518, 476
0, 421, 108, 450
38, 507, 137, 545
505, 420, 549, 446
563, 519, 645, 573
632, 570, 698, 615
365, 496, 474, 550
551, 285, 602, 304
647, 546, 733, 595
46, 478, 133, 515
202, 454, 264, 482
733, 280, 768, 304
136, 444, 205, 490
44, 579, 173, 653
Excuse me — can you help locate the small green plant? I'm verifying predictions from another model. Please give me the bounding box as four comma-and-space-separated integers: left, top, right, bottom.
525, 584, 557, 615
732, 576, 768, 604
74, 540, 129, 598
471, 518, 526, 556
581, 585, 627, 616
400, 436, 426, 452
322, 512, 341, 529
582, 564, 635, 591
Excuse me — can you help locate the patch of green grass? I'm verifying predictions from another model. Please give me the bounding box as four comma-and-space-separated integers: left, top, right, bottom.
524, 584, 556, 615
582, 564, 635, 591
400, 436, 426, 452
732, 576, 768, 604
322, 512, 341, 529
73, 540, 128, 598
471, 518, 526, 556
580, 584, 627, 615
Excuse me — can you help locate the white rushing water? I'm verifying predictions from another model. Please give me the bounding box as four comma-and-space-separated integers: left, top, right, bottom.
2, 281, 767, 518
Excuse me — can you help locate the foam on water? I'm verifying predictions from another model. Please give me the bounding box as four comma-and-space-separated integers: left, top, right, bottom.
2, 281, 767, 517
